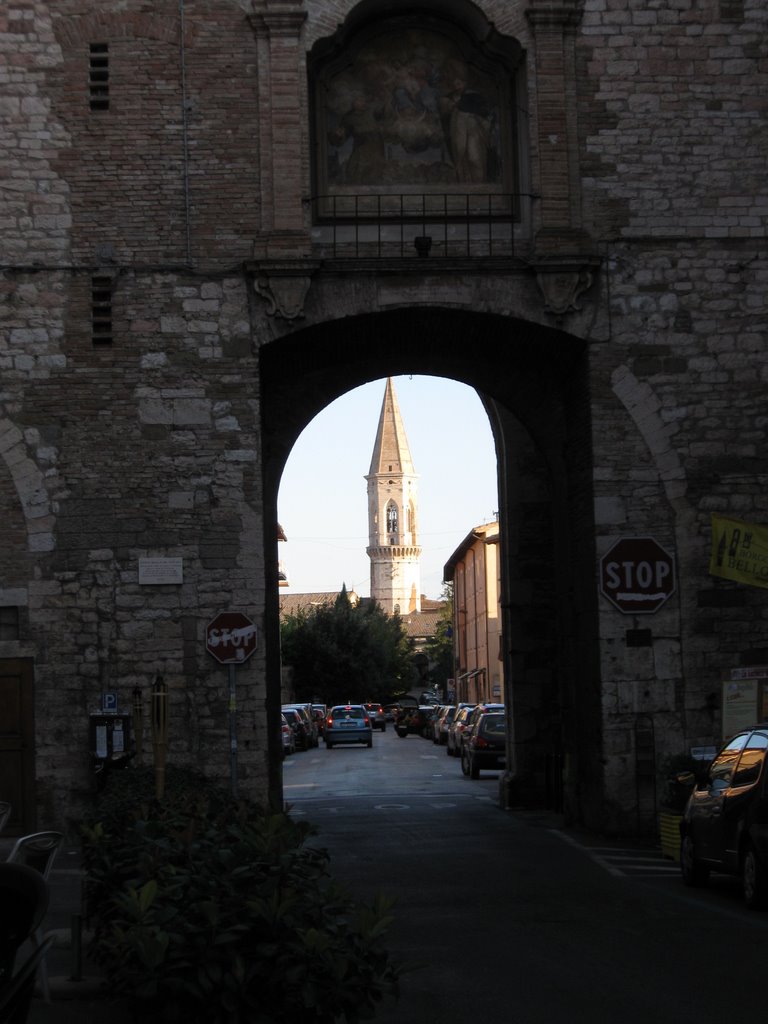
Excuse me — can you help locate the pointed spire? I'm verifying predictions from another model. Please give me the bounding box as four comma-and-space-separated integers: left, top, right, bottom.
368, 377, 416, 477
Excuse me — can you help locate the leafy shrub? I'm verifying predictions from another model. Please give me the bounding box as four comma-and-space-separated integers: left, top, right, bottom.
81, 766, 401, 1023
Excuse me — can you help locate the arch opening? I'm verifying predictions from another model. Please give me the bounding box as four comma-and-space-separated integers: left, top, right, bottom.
261, 306, 603, 825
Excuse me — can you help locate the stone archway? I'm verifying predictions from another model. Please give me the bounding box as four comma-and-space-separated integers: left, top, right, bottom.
260, 305, 605, 826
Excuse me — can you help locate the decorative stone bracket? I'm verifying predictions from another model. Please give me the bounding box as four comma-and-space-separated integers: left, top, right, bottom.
250, 260, 319, 321
531, 254, 601, 317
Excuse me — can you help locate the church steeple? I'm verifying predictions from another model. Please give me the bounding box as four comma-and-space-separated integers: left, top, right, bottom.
368, 377, 416, 478
366, 378, 422, 615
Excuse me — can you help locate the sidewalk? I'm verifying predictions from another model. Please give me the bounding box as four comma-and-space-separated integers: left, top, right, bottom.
0, 836, 131, 1024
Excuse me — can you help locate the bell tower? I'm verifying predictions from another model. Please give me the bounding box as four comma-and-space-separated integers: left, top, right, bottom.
366, 378, 422, 615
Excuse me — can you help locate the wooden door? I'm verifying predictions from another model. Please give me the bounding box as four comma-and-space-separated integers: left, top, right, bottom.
0, 658, 35, 834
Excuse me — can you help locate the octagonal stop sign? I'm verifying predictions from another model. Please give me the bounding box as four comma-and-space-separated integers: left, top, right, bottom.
600, 537, 676, 614
206, 611, 258, 664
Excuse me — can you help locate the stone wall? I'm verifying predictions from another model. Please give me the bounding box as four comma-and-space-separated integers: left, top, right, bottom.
1, 0, 766, 834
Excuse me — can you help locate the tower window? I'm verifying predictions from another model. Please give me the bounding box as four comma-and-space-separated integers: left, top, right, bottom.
386, 503, 398, 537
89, 43, 110, 111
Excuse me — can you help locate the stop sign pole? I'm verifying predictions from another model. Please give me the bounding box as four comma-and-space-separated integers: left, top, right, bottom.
206, 612, 258, 797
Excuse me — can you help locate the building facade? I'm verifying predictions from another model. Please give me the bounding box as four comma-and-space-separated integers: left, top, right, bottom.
1, 0, 766, 837
444, 522, 504, 706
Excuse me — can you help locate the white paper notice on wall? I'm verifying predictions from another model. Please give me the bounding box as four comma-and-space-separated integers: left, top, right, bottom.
139, 557, 183, 585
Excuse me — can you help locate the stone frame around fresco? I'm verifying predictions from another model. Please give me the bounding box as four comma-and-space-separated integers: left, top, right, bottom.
309, 16, 524, 223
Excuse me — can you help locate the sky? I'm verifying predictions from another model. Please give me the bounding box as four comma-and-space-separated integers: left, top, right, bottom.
277, 375, 499, 600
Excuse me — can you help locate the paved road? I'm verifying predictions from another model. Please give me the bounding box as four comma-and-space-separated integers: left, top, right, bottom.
284, 726, 768, 1024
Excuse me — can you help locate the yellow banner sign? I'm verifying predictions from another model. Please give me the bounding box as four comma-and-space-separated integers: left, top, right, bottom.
710, 514, 768, 589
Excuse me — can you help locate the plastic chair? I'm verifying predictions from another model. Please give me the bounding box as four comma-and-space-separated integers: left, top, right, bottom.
0, 933, 55, 1024
0, 862, 50, 1024
5, 833, 63, 1004
0, 803, 10, 835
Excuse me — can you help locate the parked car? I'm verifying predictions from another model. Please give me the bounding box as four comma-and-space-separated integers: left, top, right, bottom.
283, 703, 319, 747
280, 713, 296, 758
446, 704, 476, 756
325, 704, 373, 749
311, 705, 327, 737
281, 706, 312, 751
433, 705, 456, 745
458, 703, 505, 758
421, 705, 443, 741
461, 712, 507, 779
679, 724, 768, 909
396, 705, 434, 737
364, 702, 387, 731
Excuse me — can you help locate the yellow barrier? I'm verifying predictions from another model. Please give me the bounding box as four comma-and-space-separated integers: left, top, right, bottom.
659, 812, 682, 861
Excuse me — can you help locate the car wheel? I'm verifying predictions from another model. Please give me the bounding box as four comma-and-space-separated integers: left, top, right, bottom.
680, 833, 709, 887
469, 756, 480, 780
742, 843, 768, 910
326, 742, 333, 750
367, 738, 373, 748
460, 750, 470, 776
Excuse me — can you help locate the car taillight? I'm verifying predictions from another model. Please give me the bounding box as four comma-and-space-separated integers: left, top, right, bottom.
327, 717, 334, 728
363, 715, 370, 725
474, 735, 489, 749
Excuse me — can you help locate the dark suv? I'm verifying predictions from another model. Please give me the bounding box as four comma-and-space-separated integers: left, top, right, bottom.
679, 724, 768, 909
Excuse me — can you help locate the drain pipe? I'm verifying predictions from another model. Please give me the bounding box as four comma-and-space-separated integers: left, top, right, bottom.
179, 0, 192, 264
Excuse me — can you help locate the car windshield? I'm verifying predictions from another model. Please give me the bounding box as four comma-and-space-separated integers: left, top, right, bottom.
480, 716, 506, 737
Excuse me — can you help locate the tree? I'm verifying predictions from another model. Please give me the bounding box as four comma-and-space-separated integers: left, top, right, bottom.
280, 591, 412, 706
422, 583, 454, 698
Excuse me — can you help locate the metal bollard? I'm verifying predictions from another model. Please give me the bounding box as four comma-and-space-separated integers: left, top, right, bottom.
69, 913, 82, 982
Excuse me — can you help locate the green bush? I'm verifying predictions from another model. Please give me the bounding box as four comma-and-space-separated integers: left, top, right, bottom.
81, 766, 401, 1023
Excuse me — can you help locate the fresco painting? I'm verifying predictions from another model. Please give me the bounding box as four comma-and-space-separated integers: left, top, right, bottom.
322, 29, 505, 191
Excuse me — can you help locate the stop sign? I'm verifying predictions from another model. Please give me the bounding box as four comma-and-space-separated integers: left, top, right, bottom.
600, 537, 676, 614
206, 611, 258, 664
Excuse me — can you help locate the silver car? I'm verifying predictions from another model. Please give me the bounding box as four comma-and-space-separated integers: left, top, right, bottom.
364, 702, 387, 731
325, 704, 373, 749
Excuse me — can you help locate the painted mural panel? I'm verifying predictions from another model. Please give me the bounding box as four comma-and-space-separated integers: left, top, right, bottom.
316, 28, 512, 198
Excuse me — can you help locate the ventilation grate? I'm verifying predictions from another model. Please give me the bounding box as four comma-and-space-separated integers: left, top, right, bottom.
91, 276, 113, 346
89, 43, 109, 111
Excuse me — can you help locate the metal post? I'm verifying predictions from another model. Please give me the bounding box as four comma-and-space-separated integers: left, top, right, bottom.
151, 675, 168, 800
69, 914, 82, 982
132, 686, 143, 762
228, 663, 238, 798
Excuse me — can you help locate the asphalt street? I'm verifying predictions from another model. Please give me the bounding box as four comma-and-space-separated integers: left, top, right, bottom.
14, 723, 768, 1024
284, 725, 768, 1024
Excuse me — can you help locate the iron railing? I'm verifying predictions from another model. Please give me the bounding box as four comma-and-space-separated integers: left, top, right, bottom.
307, 193, 522, 260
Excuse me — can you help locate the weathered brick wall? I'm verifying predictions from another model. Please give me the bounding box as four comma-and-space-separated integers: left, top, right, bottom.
576, 0, 768, 826
44, 4, 262, 264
